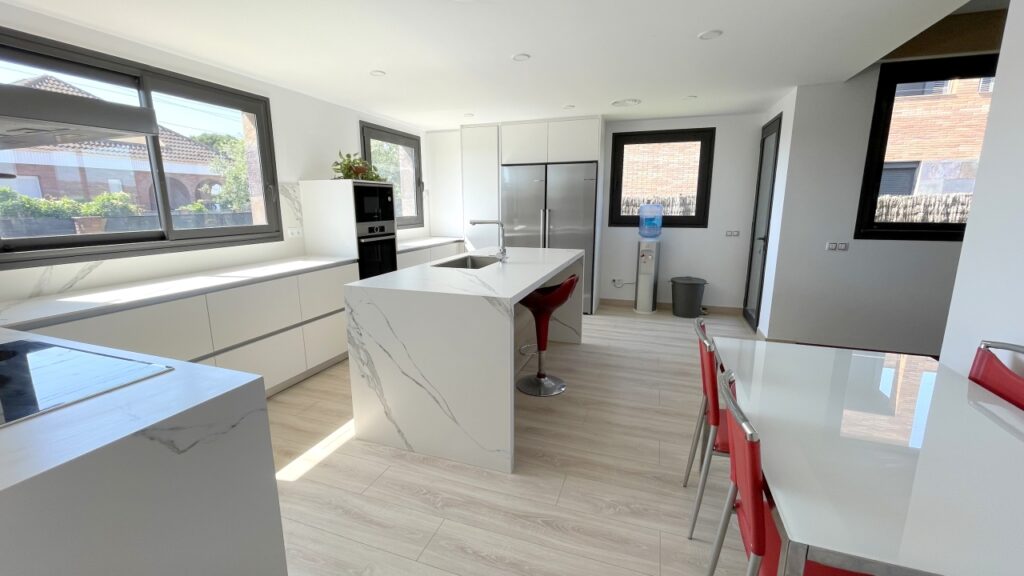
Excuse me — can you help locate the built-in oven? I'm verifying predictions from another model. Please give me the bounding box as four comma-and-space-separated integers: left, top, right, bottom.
357, 233, 398, 279
352, 182, 398, 279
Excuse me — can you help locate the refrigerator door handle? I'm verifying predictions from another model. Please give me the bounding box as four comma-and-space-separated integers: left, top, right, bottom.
544, 208, 551, 247
540, 209, 547, 247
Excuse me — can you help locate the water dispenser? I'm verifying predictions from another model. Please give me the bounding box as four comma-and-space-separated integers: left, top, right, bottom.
634, 204, 661, 314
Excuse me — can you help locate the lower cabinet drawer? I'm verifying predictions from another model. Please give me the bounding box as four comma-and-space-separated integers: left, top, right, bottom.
214, 327, 306, 391
302, 312, 348, 368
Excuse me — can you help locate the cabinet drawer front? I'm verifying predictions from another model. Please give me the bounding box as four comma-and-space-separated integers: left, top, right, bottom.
33, 296, 214, 361
206, 277, 301, 349
302, 312, 348, 368
396, 249, 431, 270
298, 264, 358, 320
429, 243, 459, 261
214, 327, 306, 391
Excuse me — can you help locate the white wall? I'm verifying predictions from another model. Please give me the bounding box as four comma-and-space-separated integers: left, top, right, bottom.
424, 131, 463, 238
599, 115, 761, 308
941, 2, 1024, 375
0, 6, 425, 302
755, 88, 797, 335
764, 69, 962, 356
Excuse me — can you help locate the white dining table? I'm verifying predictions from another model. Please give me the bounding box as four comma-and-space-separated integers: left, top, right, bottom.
714, 337, 1024, 576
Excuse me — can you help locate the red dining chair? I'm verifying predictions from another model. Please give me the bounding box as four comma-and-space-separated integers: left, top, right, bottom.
707, 371, 869, 576
686, 317, 730, 539
969, 341, 1024, 410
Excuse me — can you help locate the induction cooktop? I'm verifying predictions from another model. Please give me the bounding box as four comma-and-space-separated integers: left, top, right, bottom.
0, 340, 171, 428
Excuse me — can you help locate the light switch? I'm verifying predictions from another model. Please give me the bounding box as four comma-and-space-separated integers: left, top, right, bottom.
837, 242, 849, 251
826, 242, 838, 251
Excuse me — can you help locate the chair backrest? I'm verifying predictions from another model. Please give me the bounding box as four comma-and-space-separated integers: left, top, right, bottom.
718, 370, 767, 557
969, 341, 1024, 410
695, 318, 723, 426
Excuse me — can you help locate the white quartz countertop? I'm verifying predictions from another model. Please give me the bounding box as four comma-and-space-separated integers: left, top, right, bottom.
348, 247, 584, 302
0, 256, 356, 331
396, 236, 463, 253
0, 328, 260, 492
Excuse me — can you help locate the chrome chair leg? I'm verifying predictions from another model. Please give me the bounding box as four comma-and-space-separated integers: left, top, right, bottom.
683, 396, 708, 487
688, 424, 718, 539
745, 554, 763, 576
707, 481, 737, 576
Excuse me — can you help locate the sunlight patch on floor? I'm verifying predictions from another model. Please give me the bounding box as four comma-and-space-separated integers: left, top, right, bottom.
275, 418, 355, 482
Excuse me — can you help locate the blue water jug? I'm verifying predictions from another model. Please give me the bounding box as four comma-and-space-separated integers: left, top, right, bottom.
638, 204, 663, 238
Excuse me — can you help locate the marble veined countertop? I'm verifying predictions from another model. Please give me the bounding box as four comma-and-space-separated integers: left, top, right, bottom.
0, 328, 260, 492
0, 256, 356, 331
348, 247, 584, 302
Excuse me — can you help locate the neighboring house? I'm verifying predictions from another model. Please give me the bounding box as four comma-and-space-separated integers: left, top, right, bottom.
0, 75, 224, 210
881, 76, 993, 197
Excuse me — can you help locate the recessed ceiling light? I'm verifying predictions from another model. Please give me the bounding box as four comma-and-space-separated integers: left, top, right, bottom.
698, 29, 724, 40
512, 53, 532, 62
611, 98, 641, 107
563, 104, 576, 110
369, 69, 387, 77
464, 113, 475, 118
686, 95, 698, 99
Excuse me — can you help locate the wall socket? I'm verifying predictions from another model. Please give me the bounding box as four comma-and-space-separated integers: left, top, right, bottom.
286, 227, 303, 238
825, 242, 849, 251
725, 230, 741, 237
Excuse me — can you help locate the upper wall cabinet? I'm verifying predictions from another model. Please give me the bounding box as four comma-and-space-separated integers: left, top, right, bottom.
499, 118, 601, 165
547, 119, 602, 163
500, 122, 549, 164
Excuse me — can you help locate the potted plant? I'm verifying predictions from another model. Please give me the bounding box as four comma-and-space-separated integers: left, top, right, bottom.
75, 192, 140, 234
331, 152, 384, 181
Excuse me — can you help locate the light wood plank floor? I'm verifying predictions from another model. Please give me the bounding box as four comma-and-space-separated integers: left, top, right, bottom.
268, 306, 754, 576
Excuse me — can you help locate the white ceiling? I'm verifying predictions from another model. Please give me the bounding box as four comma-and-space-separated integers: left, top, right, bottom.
1, 0, 971, 130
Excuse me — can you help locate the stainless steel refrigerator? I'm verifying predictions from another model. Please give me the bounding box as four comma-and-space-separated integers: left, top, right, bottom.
501, 162, 597, 313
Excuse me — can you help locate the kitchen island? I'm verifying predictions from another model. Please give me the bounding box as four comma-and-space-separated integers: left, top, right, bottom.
346, 247, 584, 472
0, 328, 286, 576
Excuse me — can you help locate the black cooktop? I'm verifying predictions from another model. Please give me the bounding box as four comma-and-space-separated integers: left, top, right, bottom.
0, 340, 171, 428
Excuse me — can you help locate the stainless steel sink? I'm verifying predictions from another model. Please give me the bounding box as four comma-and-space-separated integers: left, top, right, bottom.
432, 255, 501, 270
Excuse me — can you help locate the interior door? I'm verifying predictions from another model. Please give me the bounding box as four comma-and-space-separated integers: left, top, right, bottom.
546, 162, 598, 313
743, 114, 783, 331
500, 164, 546, 248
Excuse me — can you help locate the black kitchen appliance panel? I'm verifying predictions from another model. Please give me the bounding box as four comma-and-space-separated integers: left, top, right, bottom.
353, 183, 395, 224
357, 233, 398, 279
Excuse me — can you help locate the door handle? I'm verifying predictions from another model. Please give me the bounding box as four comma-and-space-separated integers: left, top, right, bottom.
540, 209, 547, 247
359, 234, 397, 244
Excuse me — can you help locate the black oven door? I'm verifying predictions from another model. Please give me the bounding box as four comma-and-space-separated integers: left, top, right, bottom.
357, 234, 398, 279
354, 185, 395, 223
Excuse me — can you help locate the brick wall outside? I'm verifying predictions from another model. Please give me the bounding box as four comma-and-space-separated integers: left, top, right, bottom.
621, 141, 701, 215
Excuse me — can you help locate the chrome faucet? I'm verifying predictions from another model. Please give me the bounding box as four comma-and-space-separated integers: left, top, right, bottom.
469, 219, 507, 262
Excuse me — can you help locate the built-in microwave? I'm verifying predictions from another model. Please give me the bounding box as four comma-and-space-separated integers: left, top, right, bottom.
353, 182, 395, 237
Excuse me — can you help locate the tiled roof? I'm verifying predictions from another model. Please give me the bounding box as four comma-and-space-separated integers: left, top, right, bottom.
12, 75, 220, 165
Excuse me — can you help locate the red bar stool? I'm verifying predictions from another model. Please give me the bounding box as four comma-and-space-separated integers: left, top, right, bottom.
517, 274, 580, 397
969, 341, 1024, 410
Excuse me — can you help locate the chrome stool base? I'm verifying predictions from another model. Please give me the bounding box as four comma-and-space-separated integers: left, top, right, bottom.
516, 374, 567, 397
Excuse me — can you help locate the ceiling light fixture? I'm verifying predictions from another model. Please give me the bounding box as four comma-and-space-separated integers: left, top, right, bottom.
697, 29, 724, 40
512, 53, 532, 62
464, 113, 476, 118
369, 69, 387, 77
686, 95, 698, 99
563, 104, 576, 110
611, 98, 641, 107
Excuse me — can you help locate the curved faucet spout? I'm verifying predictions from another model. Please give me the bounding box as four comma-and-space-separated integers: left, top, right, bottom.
469, 220, 507, 262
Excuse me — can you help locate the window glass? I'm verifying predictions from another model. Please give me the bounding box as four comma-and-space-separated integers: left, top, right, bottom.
369, 137, 418, 219
0, 55, 140, 106
0, 135, 160, 239
152, 92, 267, 230
876, 77, 993, 225
619, 141, 702, 217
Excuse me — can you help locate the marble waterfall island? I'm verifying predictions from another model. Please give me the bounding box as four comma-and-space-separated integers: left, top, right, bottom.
346, 247, 584, 472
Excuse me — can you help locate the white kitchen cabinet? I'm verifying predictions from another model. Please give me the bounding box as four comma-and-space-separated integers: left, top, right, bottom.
397, 249, 432, 269
297, 264, 358, 320
462, 125, 500, 250
429, 243, 460, 260
214, 327, 306, 391
34, 296, 214, 361
206, 277, 302, 350
547, 118, 601, 162
302, 311, 347, 368
500, 122, 548, 164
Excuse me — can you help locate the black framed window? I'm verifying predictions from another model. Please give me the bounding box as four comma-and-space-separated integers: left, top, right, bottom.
360, 122, 423, 228
608, 128, 715, 228
0, 27, 280, 269
855, 54, 997, 241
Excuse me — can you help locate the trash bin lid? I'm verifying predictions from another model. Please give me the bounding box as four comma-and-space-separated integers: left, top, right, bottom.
671, 276, 707, 285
